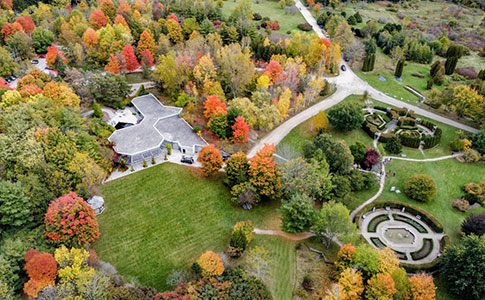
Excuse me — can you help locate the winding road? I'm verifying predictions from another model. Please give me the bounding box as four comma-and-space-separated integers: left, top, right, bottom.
248, 1, 478, 157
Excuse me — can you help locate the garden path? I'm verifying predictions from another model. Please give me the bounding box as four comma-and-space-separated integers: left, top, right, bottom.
253, 228, 343, 246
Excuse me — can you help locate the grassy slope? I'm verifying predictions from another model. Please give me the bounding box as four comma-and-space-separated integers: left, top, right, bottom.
220, 0, 306, 33
95, 163, 282, 291
380, 159, 485, 243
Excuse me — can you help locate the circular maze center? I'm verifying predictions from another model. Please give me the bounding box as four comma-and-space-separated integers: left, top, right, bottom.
384, 228, 415, 245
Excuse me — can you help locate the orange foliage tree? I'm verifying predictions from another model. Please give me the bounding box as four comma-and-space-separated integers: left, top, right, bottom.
122, 44, 139, 71
105, 54, 120, 74
249, 143, 282, 200
203, 95, 227, 119
408, 274, 436, 300
117, 0, 132, 14
16, 16, 35, 34
137, 30, 156, 58
197, 144, 223, 177
231, 116, 249, 143
1, 22, 22, 41
366, 273, 397, 300
23, 249, 57, 298
89, 10, 108, 29
46, 44, 67, 68
197, 250, 224, 277
114, 14, 129, 30
335, 243, 356, 271
263, 60, 283, 85
44, 192, 100, 247
20, 84, 43, 97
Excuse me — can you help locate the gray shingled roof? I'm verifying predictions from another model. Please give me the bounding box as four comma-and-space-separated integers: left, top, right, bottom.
108, 94, 207, 155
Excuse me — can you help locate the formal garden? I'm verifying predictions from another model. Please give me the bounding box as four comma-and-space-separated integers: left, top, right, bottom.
357, 201, 448, 269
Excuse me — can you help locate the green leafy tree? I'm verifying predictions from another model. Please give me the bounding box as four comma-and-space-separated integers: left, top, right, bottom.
224, 152, 249, 187
0, 47, 19, 77
350, 141, 367, 165
6, 32, 33, 60
384, 136, 403, 154
88, 73, 129, 107
471, 129, 485, 154
280, 193, 316, 233
354, 244, 380, 278
328, 102, 364, 131
281, 157, 333, 200
32, 27, 54, 53
0, 280, 15, 300
0, 181, 33, 229
404, 174, 437, 202
440, 235, 485, 300
313, 200, 356, 248
310, 133, 354, 175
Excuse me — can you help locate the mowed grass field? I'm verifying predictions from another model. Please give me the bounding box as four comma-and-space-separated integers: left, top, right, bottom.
220, 0, 306, 33
94, 163, 282, 291
380, 159, 485, 243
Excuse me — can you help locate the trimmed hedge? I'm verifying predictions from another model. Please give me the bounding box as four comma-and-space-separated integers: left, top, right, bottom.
356, 201, 444, 233
398, 117, 417, 126
368, 214, 390, 233
411, 238, 434, 260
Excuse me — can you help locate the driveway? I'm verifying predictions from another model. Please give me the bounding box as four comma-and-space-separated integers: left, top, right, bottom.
9, 58, 47, 89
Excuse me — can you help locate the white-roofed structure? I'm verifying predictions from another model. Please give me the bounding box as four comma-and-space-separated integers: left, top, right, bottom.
108, 94, 207, 165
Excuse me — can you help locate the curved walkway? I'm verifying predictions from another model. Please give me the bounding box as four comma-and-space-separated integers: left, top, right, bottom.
350, 153, 464, 219
253, 228, 343, 246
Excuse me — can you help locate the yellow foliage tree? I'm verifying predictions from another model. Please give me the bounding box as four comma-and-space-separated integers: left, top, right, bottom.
311, 111, 328, 132
337, 268, 364, 300
1, 90, 24, 108
256, 74, 270, 90
197, 250, 224, 277
42, 82, 81, 107
366, 273, 397, 300
277, 88, 292, 120
193, 54, 216, 86
378, 247, 400, 274
54, 246, 94, 283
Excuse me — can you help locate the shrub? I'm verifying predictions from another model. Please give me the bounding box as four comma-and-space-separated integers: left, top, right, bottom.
404, 174, 437, 202
253, 13, 262, 21
455, 67, 478, 79
450, 139, 467, 151
143, 160, 147, 168
452, 198, 470, 212
23, 250, 57, 298
463, 182, 485, 205
461, 213, 485, 236
328, 102, 364, 131
233, 221, 255, 243
298, 23, 313, 31
197, 251, 224, 277
166, 144, 172, 155
463, 149, 481, 163
384, 136, 403, 154
44, 192, 99, 247
151, 157, 156, 165
228, 230, 247, 258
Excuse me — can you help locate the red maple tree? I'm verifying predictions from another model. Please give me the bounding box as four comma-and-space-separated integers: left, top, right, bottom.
46, 44, 67, 69
231, 116, 250, 143
44, 192, 100, 247
122, 44, 139, 71
140, 49, 154, 67
249, 143, 282, 200
89, 10, 108, 29
16, 16, 35, 34
1, 22, 22, 41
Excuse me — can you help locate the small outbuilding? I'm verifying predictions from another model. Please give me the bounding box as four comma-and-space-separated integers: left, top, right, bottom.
87, 196, 105, 215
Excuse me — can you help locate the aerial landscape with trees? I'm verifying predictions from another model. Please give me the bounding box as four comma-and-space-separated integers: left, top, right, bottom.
0, 0, 483, 299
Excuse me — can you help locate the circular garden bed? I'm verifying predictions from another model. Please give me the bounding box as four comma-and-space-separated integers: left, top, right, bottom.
357, 201, 449, 271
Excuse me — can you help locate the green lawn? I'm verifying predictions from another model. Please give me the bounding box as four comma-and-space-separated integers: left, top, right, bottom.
125, 72, 151, 84
95, 163, 282, 291
220, 0, 306, 33
379, 159, 485, 243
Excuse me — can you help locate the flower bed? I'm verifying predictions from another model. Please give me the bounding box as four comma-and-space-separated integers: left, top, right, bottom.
368, 214, 390, 233
392, 214, 428, 233
410, 238, 433, 260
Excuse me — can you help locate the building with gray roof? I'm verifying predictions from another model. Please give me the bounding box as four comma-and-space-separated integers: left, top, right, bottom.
108, 94, 207, 164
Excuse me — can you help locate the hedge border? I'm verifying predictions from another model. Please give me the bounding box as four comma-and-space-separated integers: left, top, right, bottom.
410, 238, 434, 260
392, 213, 428, 233
356, 201, 444, 233
368, 214, 390, 233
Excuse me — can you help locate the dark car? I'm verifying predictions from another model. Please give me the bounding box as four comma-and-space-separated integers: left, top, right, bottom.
344, 57, 350, 62
180, 156, 194, 164
31, 59, 39, 64
341, 65, 347, 71
6, 76, 15, 83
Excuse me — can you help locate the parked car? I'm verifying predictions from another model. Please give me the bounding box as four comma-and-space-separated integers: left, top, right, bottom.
31, 59, 39, 64
344, 57, 350, 62
6, 76, 16, 83
180, 156, 194, 164
39, 54, 46, 58
341, 65, 347, 71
